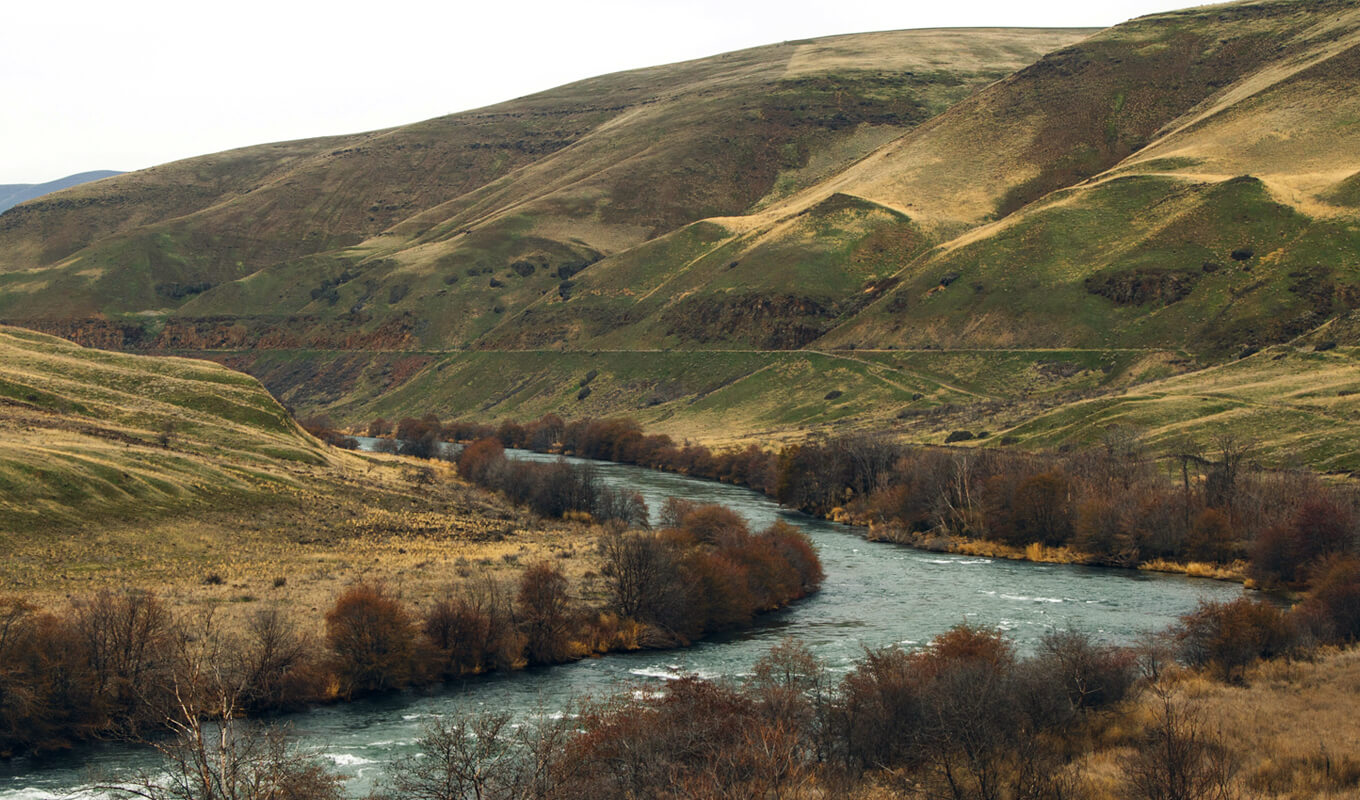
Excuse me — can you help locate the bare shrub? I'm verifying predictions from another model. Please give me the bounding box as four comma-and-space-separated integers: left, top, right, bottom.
517, 563, 575, 665
324, 583, 418, 698
234, 608, 322, 713
1121, 685, 1238, 800
384, 711, 518, 800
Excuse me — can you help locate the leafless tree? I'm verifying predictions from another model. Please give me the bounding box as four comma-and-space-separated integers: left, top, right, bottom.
99, 614, 344, 800
385, 712, 518, 800
598, 527, 686, 630
1120, 682, 1238, 800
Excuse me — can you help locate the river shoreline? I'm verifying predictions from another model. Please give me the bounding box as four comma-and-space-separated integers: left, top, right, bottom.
1, 442, 1245, 799
413, 435, 1257, 588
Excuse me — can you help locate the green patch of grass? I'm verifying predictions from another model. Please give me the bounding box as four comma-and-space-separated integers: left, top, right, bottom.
0, 326, 342, 532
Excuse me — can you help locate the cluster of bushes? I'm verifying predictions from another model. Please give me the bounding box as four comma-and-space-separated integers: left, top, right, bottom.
456, 438, 648, 524
421, 414, 1358, 586
363, 627, 1144, 800
96, 578, 1360, 800
364, 414, 447, 458
599, 500, 823, 645
1177, 555, 1360, 681
0, 566, 601, 756
298, 414, 359, 449
364, 573, 1360, 799
0, 500, 823, 757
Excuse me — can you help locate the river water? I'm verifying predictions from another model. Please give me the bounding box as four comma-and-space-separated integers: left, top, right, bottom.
1, 444, 1243, 798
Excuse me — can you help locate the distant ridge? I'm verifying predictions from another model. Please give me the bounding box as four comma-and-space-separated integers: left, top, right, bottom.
0, 170, 122, 213
3, 0, 1360, 466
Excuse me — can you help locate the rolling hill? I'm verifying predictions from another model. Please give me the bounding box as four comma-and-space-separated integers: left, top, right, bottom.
2, 0, 1359, 467
0, 170, 122, 214
0, 27, 1087, 344
0, 324, 334, 532
0, 325, 575, 612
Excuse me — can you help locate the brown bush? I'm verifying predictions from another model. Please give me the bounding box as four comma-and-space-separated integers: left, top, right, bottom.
1187, 508, 1237, 563
517, 562, 576, 665
421, 575, 530, 678
1177, 598, 1298, 681
599, 529, 689, 633
324, 583, 418, 698
456, 437, 507, 485
559, 677, 811, 800
71, 589, 176, 732
1251, 496, 1357, 585
1037, 628, 1137, 711
676, 503, 749, 546
234, 608, 325, 712
684, 551, 757, 634
767, 522, 824, 592
1295, 555, 1360, 643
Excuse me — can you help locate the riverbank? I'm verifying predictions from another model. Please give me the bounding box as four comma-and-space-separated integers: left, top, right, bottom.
423, 414, 1352, 593
2, 438, 1250, 797
859, 520, 1252, 583
0, 441, 824, 759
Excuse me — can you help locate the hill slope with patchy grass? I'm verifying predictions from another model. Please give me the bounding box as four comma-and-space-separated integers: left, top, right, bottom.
0, 28, 1084, 349
0, 324, 332, 531
2, 1, 1359, 466
0, 326, 610, 634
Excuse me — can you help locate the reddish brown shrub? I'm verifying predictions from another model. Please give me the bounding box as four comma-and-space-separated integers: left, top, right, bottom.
517, 563, 575, 665
1177, 598, 1297, 681
422, 594, 497, 678
764, 521, 825, 595
560, 676, 810, 800
684, 551, 757, 633
235, 608, 325, 712
677, 504, 748, 546
1295, 556, 1360, 643
324, 583, 418, 697
1186, 508, 1236, 563
456, 437, 506, 485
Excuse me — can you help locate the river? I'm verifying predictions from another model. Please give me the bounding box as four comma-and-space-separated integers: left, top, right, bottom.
0, 444, 1243, 798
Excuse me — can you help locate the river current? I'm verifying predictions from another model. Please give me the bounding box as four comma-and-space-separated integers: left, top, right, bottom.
1, 444, 1243, 798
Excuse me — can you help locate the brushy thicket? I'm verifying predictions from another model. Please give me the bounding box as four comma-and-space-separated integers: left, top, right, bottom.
0, 500, 822, 757
360, 583, 1360, 800
419, 414, 1359, 588
361, 623, 1259, 800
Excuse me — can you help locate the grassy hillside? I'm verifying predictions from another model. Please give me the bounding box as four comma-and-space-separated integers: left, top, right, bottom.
0, 325, 330, 531
0, 327, 595, 619
823, 0, 1360, 354
2, 1, 1358, 471
994, 344, 1360, 471
0, 28, 1084, 348
227, 345, 1187, 447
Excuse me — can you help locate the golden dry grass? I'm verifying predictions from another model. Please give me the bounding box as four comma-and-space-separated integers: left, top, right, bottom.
1075, 649, 1360, 799
1139, 558, 1250, 583
0, 326, 613, 634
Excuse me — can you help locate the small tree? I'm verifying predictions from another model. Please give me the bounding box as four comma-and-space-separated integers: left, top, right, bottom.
384, 712, 518, 800
233, 608, 320, 713
324, 583, 417, 698
100, 614, 344, 800
517, 563, 575, 665
1121, 684, 1237, 800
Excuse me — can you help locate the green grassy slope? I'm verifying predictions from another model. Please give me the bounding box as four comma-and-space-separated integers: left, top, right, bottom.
3, 2, 1360, 471
823, 1, 1360, 354
995, 345, 1360, 471
474, 0, 1360, 356
231, 345, 1186, 447
0, 28, 1085, 348
0, 326, 335, 531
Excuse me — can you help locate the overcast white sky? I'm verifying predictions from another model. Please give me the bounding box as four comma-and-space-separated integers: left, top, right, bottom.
2, 0, 1204, 184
